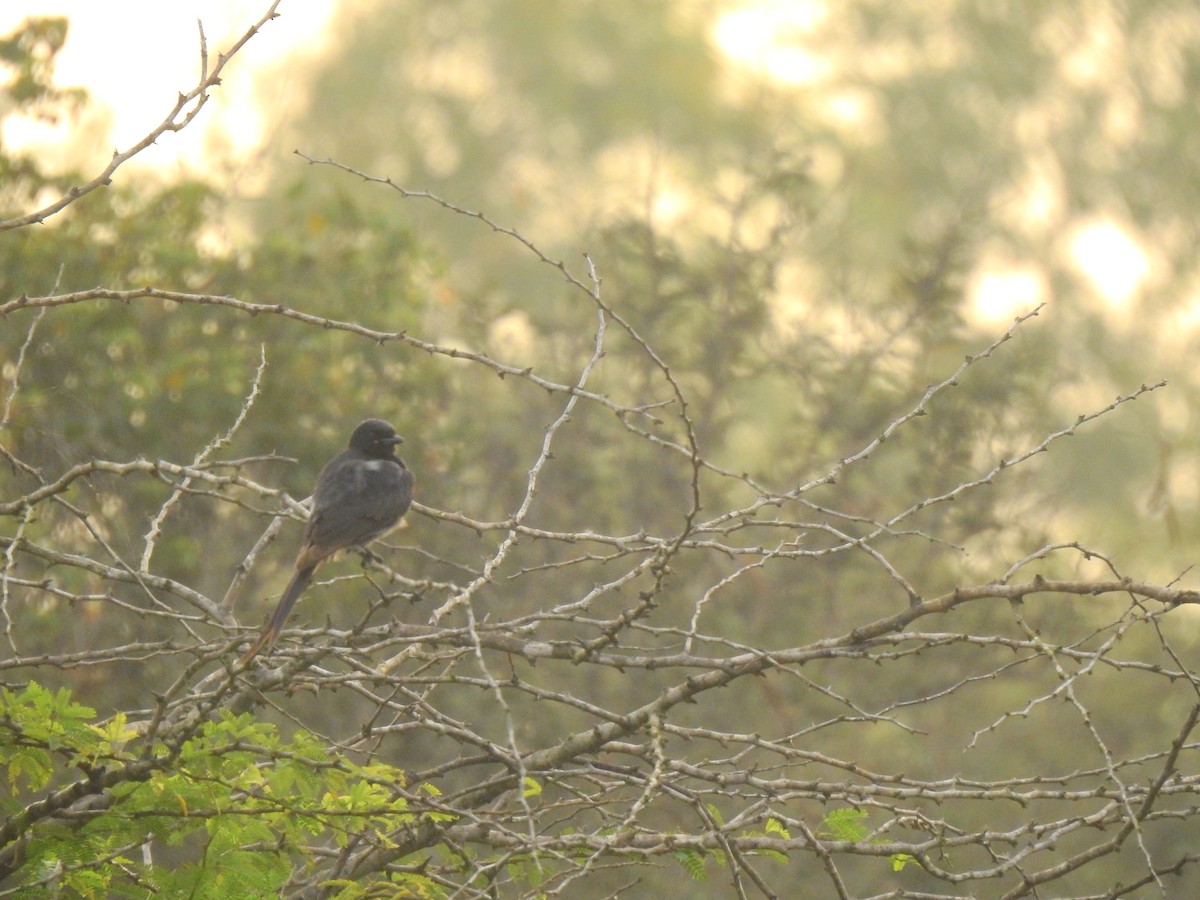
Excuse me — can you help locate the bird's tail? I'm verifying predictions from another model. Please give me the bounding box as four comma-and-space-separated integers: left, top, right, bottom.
237, 564, 316, 665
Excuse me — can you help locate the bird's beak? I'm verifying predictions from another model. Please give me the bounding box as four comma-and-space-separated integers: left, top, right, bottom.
386, 436, 405, 445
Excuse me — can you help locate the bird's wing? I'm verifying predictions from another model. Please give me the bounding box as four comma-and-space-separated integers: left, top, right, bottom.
305, 453, 414, 552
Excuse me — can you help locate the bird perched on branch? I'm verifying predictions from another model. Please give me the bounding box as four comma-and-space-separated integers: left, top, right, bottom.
239, 418, 414, 664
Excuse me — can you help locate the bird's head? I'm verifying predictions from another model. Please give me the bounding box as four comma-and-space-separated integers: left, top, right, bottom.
348, 418, 405, 458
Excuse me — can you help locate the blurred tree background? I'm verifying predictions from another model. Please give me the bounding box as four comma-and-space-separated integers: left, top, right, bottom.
247, 0, 1200, 572
5, 1, 1200, 896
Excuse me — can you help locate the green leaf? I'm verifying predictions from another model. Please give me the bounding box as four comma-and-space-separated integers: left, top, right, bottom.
820, 807, 869, 842
673, 847, 709, 881
3, 745, 53, 792
85, 712, 138, 762
765, 816, 791, 839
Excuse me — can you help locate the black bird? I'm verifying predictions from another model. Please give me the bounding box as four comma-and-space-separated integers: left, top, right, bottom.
239, 418, 414, 664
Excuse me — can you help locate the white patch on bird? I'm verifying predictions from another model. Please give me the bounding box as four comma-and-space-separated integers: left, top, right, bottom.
363, 460, 390, 471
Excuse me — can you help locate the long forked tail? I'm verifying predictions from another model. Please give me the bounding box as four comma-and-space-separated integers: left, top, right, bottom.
238, 564, 316, 665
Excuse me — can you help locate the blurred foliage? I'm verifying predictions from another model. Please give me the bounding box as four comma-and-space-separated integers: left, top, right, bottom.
4, 1, 1200, 895
263, 0, 1104, 567
0, 16, 85, 128
266, 0, 1200, 571
0, 17, 84, 217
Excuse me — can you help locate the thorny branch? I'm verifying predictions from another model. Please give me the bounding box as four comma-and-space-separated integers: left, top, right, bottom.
0, 1, 285, 233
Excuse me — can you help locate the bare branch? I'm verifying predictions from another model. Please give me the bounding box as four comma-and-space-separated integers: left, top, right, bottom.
0, 1, 284, 232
